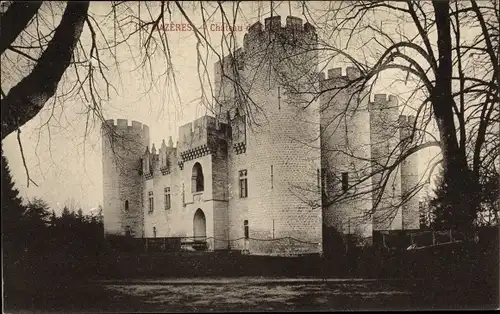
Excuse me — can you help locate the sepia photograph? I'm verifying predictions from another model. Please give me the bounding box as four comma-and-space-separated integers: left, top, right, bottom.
1, 1, 499, 312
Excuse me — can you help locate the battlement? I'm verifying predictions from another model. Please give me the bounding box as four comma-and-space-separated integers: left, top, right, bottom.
178, 115, 228, 152
369, 94, 398, 111
243, 15, 317, 52
319, 66, 362, 82
103, 119, 150, 136
246, 15, 315, 34
399, 114, 417, 131
216, 15, 316, 80
214, 15, 318, 88
214, 47, 244, 82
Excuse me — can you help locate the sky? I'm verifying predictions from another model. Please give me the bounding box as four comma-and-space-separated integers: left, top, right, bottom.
2, 1, 441, 215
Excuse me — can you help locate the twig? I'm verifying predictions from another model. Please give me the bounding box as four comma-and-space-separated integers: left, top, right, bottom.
17, 128, 38, 187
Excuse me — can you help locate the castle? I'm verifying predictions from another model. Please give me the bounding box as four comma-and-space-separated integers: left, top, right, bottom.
101, 16, 421, 256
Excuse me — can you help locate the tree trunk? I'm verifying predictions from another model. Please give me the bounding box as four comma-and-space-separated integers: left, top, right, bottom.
1, 1, 90, 140
432, 0, 479, 231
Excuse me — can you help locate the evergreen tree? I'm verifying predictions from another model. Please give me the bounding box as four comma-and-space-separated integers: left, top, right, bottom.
77, 208, 84, 222
24, 198, 52, 252
429, 166, 500, 230
1, 153, 25, 213
1, 149, 27, 255
50, 210, 57, 227
477, 169, 500, 226
429, 169, 454, 230
61, 206, 71, 217
24, 198, 51, 227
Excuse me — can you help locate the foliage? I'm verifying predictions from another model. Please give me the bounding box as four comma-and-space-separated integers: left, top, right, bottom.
2, 150, 104, 282
427, 167, 499, 230
1, 147, 27, 255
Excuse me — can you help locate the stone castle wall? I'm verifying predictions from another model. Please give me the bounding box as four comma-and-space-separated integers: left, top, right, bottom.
102, 15, 422, 255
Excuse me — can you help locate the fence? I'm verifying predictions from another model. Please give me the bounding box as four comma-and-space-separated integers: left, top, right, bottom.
375, 229, 480, 252
105, 227, 495, 254
105, 235, 321, 256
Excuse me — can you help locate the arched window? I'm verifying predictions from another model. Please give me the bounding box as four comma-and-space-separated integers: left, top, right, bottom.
125, 200, 129, 211
192, 162, 204, 193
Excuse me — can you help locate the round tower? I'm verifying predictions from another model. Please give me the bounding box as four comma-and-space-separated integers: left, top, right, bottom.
319, 67, 373, 243
369, 94, 402, 231
400, 115, 420, 230
101, 119, 149, 237
218, 16, 322, 255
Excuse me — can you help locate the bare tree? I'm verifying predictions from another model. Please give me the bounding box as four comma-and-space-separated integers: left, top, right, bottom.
293, 0, 499, 233
0, 1, 246, 184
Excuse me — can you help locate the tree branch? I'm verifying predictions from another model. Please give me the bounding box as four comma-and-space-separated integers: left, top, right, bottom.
1, 1, 90, 141
0, 1, 42, 55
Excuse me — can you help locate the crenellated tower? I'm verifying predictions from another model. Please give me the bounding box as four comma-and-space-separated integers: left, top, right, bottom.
369, 94, 403, 231
399, 115, 420, 230
101, 119, 149, 237
215, 15, 322, 255
319, 67, 373, 242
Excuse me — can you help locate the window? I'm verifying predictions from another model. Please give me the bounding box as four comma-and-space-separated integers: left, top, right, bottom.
192, 162, 204, 193
164, 187, 171, 210
239, 170, 248, 198
271, 165, 274, 189
341, 172, 349, 193
244, 220, 249, 239
125, 226, 131, 237
153, 226, 157, 238
125, 200, 129, 211
148, 191, 154, 212
182, 183, 185, 205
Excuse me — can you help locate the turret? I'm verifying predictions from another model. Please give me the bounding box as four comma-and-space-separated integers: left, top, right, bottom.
217, 15, 322, 255
400, 114, 420, 230
369, 94, 402, 231
319, 65, 372, 244
101, 119, 149, 237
